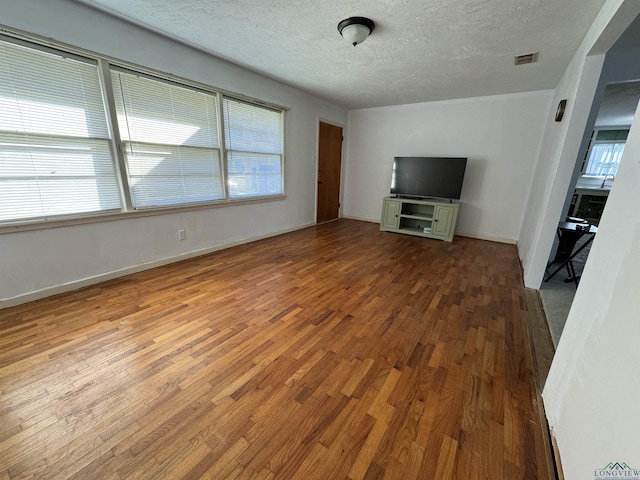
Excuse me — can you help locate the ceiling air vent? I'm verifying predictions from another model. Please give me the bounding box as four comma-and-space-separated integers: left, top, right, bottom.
514, 52, 539, 66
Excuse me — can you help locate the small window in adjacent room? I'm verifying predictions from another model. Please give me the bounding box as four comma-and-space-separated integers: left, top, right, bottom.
0, 39, 120, 222
111, 68, 225, 208
222, 97, 284, 199
583, 129, 628, 177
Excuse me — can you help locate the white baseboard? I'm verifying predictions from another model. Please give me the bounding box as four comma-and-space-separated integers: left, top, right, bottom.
1, 223, 314, 309
550, 428, 565, 480
343, 208, 519, 244
455, 231, 517, 245
341, 215, 379, 223
2, 221, 516, 309
341, 216, 518, 245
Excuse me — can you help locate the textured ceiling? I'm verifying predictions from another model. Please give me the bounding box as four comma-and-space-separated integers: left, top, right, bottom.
77, 0, 607, 109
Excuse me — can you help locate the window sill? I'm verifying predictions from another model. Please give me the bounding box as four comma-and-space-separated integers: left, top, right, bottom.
0, 194, 286, 235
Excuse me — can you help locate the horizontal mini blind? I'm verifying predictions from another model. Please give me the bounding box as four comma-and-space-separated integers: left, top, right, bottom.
111, 69, 224, 208
0, 39, 120, 222
223, 97, 283, 198
584, 142, 625, 176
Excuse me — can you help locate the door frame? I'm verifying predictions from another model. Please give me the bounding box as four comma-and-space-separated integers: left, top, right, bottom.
315, 117, 346, 224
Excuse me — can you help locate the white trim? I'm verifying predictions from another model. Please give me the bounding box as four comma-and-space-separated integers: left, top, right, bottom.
342, 215, 517, 244
455, 231, 517, 245
348, 89, 554, 114
341, 214, 378, 223
0, 195, 286, 234
0, 222, 314, 309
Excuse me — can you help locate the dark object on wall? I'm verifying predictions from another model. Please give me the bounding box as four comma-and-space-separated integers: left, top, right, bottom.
555, 99, 567, 122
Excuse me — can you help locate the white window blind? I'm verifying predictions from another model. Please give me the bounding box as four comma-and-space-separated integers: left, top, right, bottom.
111, 69, 224, 208
0, 39, 119, 222
584, 142, 625, 176
223, 97, 283, 198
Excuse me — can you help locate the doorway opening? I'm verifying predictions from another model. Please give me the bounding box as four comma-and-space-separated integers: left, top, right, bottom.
540, 78, 640, 347
316, 121, 343, 224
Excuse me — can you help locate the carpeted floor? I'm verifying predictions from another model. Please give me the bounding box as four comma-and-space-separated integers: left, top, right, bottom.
539, 237, 591, 347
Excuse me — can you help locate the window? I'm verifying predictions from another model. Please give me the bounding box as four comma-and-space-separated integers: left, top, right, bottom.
0, 39, 120, 222
584, 143, 625, 176
223, 97, 283, 198
583, 129, 628, 177
111, 69, 224, 208
0, 33, 286, 227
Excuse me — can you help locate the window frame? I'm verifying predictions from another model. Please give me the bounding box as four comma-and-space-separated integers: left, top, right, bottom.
110, 66, 227, 209
0, 37, 123, 223
222, 96, 285, 200
581, 128, 629, 178
583, 141, 626, 177
0, 29, 288, 233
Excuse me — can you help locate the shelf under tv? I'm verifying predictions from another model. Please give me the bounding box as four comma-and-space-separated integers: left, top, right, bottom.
380, 196, 459, 242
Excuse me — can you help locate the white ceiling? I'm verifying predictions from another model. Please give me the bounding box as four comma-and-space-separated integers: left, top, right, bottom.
596, 81, 640, 127
78, 0, 606, 109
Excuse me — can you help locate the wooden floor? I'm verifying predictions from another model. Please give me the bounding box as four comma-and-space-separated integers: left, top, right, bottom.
0, 219, 552, 480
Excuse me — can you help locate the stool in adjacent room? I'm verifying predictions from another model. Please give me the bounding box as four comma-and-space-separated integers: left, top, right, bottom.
544, 220, 597, 287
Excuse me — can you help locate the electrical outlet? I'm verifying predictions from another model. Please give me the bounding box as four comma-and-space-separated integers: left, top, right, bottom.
178, 229, 186, 241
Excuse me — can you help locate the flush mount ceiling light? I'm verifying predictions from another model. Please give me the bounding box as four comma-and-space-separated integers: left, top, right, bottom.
337, 17, 375, 46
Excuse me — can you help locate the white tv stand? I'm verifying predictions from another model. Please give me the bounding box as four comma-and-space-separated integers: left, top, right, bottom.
380, 197, 459, 242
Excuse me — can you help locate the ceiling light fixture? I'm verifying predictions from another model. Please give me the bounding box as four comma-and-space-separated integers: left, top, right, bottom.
337, 17, 375, 46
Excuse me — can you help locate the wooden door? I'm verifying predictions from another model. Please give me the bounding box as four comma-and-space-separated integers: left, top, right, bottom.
317, 122, 343, 223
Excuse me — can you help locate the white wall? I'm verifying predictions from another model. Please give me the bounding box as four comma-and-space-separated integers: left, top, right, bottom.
519, 1, 640, 478
342, 92, 552, 243
517, 54, 605, 288
544, 94, 640, 480
0, 0, 347, 306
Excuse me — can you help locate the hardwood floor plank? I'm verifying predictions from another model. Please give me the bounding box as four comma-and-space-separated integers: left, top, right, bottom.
0, 219, 552, 479
347, 402, 396, 480
434, 435, 459, 480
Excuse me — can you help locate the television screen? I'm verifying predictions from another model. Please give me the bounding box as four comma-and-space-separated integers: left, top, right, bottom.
390, 156, 467, 200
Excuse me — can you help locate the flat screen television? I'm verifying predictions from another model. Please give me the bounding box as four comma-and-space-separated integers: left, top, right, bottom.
390, 156, 467, 200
